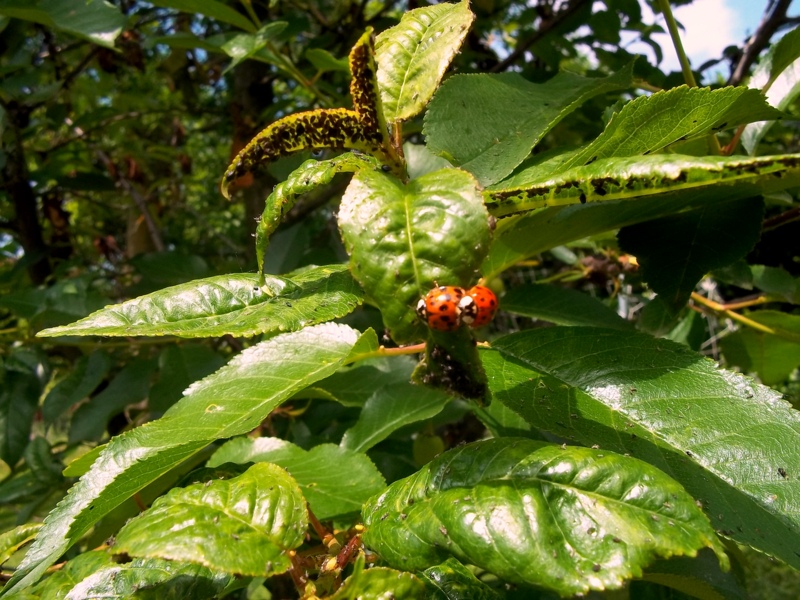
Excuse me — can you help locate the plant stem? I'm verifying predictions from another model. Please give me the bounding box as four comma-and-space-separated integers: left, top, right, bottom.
692, 292, 800, 341
656, 0, 697, 88
656, 0, 723, 154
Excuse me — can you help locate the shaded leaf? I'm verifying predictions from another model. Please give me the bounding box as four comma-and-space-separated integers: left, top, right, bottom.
3, 324, 363, 595
65, 557, 231, 600
42, 351, 112, 424
362, 438, 726, 597
331, 560, 427, 599
0, 0, 125, 48
485, 326, 800, 569
338, 168, 490, 343
720, 311, 800, 385
38, 265, 363, 339
617, 196, 764, 312
149, 345, 226, 414
0, 369, 41, 467
209, 438, 385, 520
114, 463, 306, 576
502, 283, 631, 329
424, 64, 634, 186
68, 357, 158, 444
149, 0, 256, 32
640, 549, 747, 600
422, 558, 503, 600
376, 0, 474, 123
340, 381, 452, 452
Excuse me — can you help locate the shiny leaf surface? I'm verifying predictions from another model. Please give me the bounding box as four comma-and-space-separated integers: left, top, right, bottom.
38, 265, 363, 339
4, 324, 363, 595
339, 168, 490, 342
363, 438, 726, 597
485, 327, 800, 568
376, 0, 474, 123
113, 463, 307, 576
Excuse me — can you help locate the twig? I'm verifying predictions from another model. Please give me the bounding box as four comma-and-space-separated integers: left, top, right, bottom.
95, 149, 165, 252
728, 0, 793, 86
762, 205, 800, 232
691, 292, 776, 336
490, 0, 591, 73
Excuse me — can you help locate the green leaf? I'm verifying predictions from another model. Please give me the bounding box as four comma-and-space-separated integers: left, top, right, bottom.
113, 463, 306, 576
424, 64, 634, 186
2, 324, 363, 596
255, 154, 383, 276
330, 558, 427, 600
742, 27, 800, 154
0, 370, 41, 467
362, 438, 726, 597
422, 558, 503, 600
220, 22, 289, 73
520, 85, 785, 179
501, 283, 631, 329
0, 0, 125, 48
42, 351, 111, 424
38, 265, 363, 339
68, 358, 158, 444
338, 168, 491, 343
375, 0, 474, 123
0, 523, 41, 566
340, 381, 452, 453
306, 48, 349, 73
209, 438, 386, 520
720, 311, 800, 385
64, 557, 231, 600
617, 196, 764, 312
485, 326, 800, 569
149, 0, 256, 33
482, 153, 800, 278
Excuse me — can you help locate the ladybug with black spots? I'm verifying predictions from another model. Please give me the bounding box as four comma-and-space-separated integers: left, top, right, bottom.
416, 284, 498, 330
463, 285, 498, 328
416, 285, 472, 331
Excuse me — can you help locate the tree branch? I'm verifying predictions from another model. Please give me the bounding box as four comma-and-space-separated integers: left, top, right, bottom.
728, 0, 793, 86
490, 0, 591, 73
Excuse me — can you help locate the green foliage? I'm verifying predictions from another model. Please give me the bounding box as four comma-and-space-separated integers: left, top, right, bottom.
2, 1, 800, 599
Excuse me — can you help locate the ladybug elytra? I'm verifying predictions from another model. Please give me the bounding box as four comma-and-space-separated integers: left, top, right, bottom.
416, 284, 497, 330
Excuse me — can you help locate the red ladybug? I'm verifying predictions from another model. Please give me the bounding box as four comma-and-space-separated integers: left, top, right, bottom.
416, 286, 473, 331
463, 285, 498, 328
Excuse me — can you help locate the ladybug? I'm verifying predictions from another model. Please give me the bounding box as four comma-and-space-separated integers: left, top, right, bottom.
462, 285, 498, 328
416, 285, 474, 331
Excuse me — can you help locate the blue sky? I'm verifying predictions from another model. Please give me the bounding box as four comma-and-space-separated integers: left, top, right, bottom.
634, 0, 777, 81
